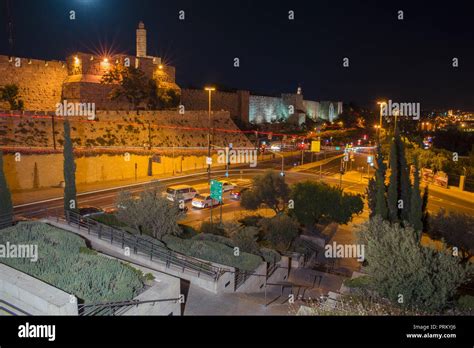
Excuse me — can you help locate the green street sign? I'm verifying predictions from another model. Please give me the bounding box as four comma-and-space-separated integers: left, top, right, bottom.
210, 179, 223, 201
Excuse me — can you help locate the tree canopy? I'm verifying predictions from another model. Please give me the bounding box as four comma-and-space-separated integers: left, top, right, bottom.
291, 180, 363, 230
357, 217, 472, 312
116, 187, 184, 240
240, 170, 290, 213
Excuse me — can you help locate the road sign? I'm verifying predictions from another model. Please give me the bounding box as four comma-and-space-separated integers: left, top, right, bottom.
210, 179, 223, 201
206, 157, 212, 165
311, 140, 321, 153
367, 155, 374, 163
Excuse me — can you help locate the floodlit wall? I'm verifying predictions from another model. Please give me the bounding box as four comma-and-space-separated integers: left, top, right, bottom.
2, 152, 225, 191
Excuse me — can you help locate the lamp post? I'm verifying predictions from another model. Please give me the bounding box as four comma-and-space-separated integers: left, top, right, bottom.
376, 101, 386, 142
393, 109, 399, 134
205, 87, 216, 183
268, 150, 285, 177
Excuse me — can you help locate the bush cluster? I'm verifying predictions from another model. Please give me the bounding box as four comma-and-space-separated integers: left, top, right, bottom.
0, 222, 144, 304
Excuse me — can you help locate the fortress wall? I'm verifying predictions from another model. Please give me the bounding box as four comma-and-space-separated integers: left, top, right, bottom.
0, 55, 67, 111
249, 95, 289, 123
3, 151, 225, 191
180, 89, 249, 123
0, 110, 253, 149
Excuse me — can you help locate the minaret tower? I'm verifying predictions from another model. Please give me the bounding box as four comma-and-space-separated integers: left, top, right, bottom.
136, 21, 147, 57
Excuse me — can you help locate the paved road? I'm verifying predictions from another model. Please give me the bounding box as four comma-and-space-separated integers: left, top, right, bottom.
12, 151, 473, 222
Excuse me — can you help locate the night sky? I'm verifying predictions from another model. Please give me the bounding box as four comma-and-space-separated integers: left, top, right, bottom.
1, 0, 473, 109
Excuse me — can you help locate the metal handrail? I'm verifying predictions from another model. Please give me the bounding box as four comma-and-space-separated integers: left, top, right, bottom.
78, 298, 181, 316
64, 210, 223, 280
0, 299, 32, 316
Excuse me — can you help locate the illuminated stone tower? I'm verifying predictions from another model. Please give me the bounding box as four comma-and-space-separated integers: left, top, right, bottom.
136, 21, 147, 57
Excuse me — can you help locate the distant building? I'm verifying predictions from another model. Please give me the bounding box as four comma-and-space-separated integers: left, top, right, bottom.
181, 86, 343, 125
0, 22, 179, 111
248, 88, 342, 124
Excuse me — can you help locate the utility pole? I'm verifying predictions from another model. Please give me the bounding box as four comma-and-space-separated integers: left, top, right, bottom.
339, 158, 345, 188
377, 101, 385, 144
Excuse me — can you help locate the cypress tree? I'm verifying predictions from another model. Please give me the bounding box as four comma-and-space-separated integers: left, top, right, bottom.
63, 121, 77, 214
409, 157, 423, 239
387, 136, 399, 222
397, 135, 411, 221
374, 145, 388, 219
367, 177, 377, 218
0, 151, 13, 228
421, 186, 429, 231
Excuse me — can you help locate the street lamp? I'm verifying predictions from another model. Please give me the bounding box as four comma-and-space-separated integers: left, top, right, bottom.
205, 87, 216, 183
376, 101, 386, 142
268, 150, 285, 177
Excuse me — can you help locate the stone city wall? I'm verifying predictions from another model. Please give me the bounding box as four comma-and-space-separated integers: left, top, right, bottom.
0, 55, 67, 111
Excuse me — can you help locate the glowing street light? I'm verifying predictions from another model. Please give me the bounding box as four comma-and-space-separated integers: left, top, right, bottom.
376, 101, 387, 141
205, 86, 216, 183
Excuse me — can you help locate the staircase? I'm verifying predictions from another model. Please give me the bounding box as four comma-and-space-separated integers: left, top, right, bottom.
0, 299, 31, 316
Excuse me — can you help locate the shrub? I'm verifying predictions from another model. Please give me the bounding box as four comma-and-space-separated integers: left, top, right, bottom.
357, 217, 472, 312
180, 224, 198, 239
0, 222, 144, 304
144, 272, 155, 282
92, 213, 126, 227
259, 214, 300, 252
457, 295, 474, 311
427, 209, 474, 262
192, 233, 235, 247
238, 215, 263, 227
232, 226, 260, 254
162, 234, 262, 271
291, 181, 363, 231
240, 170, 290, 213
116, 188, 184, 240
199, 222, 226, 236
259, 247, 281, 264
344, 276, 371, 289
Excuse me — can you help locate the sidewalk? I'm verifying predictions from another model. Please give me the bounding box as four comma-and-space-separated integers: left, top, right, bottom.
290, 153, 344, 172
11, 150, 305, 206
334, 170, 474, 204
423, 182, 474, 203
11, 163, 230, 206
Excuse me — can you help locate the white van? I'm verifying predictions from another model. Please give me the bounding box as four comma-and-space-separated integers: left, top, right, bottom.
166, 185, 198, 202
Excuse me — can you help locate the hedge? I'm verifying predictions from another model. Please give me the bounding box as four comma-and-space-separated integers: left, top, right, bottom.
162, 234, 262, 271
259, 248, 281, 264
192, 233, 236, 248
0, 222, 144, 304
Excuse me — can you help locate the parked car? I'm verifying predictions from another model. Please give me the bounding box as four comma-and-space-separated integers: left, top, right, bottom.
78, 206, 104, 218
191, 194, 221, 209
229, 187, 249, 200
166, 185, 198, 202
218, 180, 236, 192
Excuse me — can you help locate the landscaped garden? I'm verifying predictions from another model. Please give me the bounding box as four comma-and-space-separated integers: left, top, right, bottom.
0, 222, 146, 304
